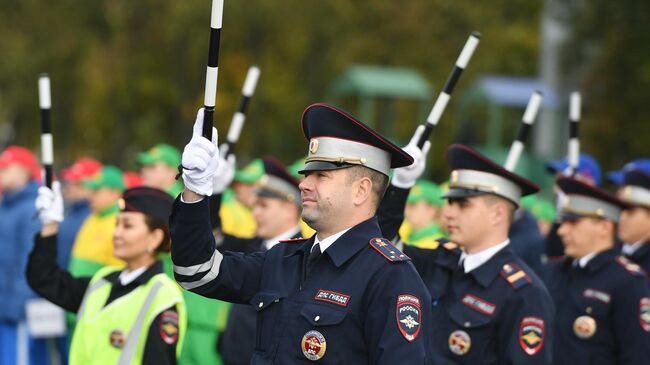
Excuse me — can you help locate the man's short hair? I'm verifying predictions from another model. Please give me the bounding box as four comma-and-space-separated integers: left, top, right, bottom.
482, 194, 516, 226
345, 166, 389, 207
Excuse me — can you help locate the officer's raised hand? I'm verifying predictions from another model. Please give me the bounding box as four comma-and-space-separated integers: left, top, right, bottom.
35, 181, 64, 235
391, 125, 432, 189
181, 108, 220, 198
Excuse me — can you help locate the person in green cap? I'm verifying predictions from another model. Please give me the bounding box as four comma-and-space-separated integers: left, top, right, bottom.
138, 143, 183, 197
401, 179, 446, 249
68, 165, 126, 277
521, 195, 556, 236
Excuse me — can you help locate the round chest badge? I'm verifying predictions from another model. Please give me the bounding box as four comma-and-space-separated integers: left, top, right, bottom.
109, 330, 126, 348
448, 330, 471, 356
573, 315, 597, 339
302, 330, 327, 361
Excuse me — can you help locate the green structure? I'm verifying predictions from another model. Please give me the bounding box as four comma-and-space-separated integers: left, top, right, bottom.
458, 75, 560, 197
328, 65, 433, 139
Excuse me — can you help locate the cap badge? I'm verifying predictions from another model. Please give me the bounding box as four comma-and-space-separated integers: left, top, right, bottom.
573, 315, 597, 339
309, 139, 319, 154
448, 330, 471, 355
302, 330, 327, 361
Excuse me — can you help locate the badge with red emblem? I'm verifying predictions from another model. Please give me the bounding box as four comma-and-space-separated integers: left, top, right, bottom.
396, 294, 422, 342
159, 310, 179, 345
640, 298, 650, 332
109, 330, 126, 348
519, 316, 545, 355
302, 330, 327, 361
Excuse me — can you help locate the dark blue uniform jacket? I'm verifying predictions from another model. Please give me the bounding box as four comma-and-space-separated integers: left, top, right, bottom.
543, 249, 650, 365
170, 197, 432, 364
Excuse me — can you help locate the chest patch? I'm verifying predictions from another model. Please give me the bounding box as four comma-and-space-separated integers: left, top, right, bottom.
314, 290, 350, 307
583, 288, 611, 304
461, 294, 496, 315
396, 294, 421, 342
302, 330, 327, 361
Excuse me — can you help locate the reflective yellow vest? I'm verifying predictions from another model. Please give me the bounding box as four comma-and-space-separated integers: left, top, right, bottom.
69, 266, 187, 365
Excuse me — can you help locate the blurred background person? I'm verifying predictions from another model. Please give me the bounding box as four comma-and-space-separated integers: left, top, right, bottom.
138, 143, 183, 197
616, 167, 650, 272
0, 146, 48, 365
68, 165, 125, 278
400, 179, 446, 249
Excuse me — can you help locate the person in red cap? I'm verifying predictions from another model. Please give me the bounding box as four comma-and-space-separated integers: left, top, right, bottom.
0, 145, 50, 365
58, 158, 103, 270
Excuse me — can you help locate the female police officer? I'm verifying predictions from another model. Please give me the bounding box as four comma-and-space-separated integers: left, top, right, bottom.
27, 183, 186, 365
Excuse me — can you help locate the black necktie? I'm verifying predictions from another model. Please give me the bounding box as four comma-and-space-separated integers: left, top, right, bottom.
306, 243, 322, 278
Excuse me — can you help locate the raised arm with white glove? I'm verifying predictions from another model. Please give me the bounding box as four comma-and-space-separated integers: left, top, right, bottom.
181, 108, 220, 196
391, 125, 432, 189
35, 181, 64, 226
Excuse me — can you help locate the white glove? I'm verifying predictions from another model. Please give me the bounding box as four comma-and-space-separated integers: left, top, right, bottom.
392, 125, 432, 189
35, 181, 64, 225
212, 146, 236, 195
181, 108, 220, 196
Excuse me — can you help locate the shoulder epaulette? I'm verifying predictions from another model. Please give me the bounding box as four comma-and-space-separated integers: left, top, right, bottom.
435, 238, 460, 251
369, 237, 410, 262
279, 237, 308, 244
615, 256, 646, 277
499, 262, 532, 290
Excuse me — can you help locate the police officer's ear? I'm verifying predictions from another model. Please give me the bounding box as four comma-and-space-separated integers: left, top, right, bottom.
483, 195, 514, 227
593, 218, 615, 239
352, 176, 373, 207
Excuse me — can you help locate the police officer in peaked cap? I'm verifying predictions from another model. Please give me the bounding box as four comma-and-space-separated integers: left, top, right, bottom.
170, 104, 432, 364
379, 144, 555, 364
542, 176, 650, 365
616, 168, 650, 273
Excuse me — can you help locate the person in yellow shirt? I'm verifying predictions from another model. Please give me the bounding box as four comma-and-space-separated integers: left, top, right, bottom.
217, 159, 263, 238
68, 166, 125, 277
400, 180, 446, 249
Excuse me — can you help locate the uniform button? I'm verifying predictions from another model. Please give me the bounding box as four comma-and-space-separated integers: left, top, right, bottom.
314, 316, 320, 322
258, 302, 264, 308
464, 321, 471, 328
586, 306, 592, 314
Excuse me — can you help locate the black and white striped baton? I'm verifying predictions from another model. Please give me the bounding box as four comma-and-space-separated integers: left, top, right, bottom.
202, 0, 224, 140
222, 65, 261, 157
38, 74, 53, 188
567, 91, 581, 176
504, 90, 543, 172
417, 31, 481, 148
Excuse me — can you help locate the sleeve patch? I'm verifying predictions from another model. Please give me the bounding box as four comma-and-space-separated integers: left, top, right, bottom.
159, 310, 179, 345
615, 256, 645, 277
499, 263, 532, 290
640, 298, 650, 332
519, 316, 545, 356
396, 294, 421, 342
369, 238, 410, 262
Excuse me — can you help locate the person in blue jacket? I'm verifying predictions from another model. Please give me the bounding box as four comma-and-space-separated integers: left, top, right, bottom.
544, 176, 650, 365
171, 104, 432, 364
0, 146, 48, 365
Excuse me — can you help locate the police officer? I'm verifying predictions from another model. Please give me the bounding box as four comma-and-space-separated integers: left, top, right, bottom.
380, 144, 555, 364
214, 156, 304, 365
617, 168, 650, 272
171, 104, 431, 364
543, 177, 650, 364
27, 185, 187, 364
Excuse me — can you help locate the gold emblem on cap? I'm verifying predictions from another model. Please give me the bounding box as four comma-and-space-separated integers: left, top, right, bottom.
448, 330, 471, 355
309, 139, 319, 154
621, 186, 633, 201
451, 170, 459, 183
573, 315, 597, 339
118, 198, 125, 210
